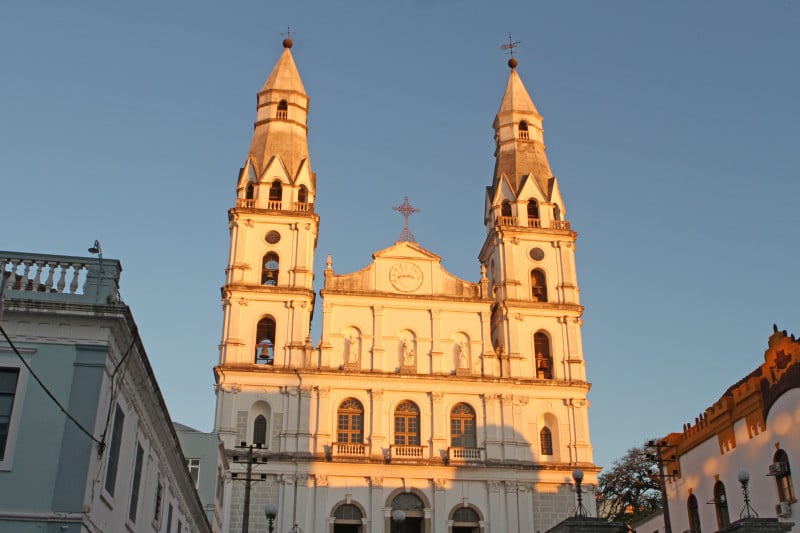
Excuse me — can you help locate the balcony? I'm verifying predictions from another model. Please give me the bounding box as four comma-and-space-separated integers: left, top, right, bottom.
553, 220, 571, 230
1, 251, 121, 305
389, 445, 426, 461
266, 200, 282, 210
332, 442, 366, 457
236, 198, 256, 208
447, 447, 485, 464
294, 202, 314, 213
528, 218, 541, 228
498, 216, 517, 226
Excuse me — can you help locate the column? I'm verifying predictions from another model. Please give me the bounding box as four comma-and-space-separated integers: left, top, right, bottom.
369, 476, 384, 533
482, 394, 502, 459
504, 482, 520, 533
369, 389, 386, 458
313, 475, 329, 533
371, 306, 385, 371
298, 386, 313, 452
430, 309, 442, 373
433, 479, 447, 532
430, 391, 445, 460
488, 480, 506, 533
316, 387, 332, 451
500, 395, 515, 458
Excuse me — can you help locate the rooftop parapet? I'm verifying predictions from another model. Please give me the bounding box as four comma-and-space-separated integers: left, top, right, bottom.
0, 251, 122, 306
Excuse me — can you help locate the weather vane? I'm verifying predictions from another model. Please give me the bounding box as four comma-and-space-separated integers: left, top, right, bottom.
393, 196, 419, 243
500, 33, 521, 58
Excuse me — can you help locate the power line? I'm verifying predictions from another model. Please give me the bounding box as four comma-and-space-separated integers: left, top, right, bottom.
0, 323, 104, 451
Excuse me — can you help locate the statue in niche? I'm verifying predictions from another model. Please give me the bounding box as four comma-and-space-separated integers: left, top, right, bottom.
458, 340, 469, 369
345, 334, 359, 365
402, 338, 415, 366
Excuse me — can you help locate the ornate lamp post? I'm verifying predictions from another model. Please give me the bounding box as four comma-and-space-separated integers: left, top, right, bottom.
573, 469, 589, 517
392, 510, 406, 533
738, 471, 758, 519
264, 503, 277, 533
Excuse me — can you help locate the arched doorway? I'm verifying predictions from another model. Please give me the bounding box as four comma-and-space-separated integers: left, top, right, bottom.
451, 506, 482, 533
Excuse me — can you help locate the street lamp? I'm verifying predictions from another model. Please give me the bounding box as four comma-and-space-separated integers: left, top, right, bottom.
573, 469, 589, 517
392, 510, 406, 533
264, 503, 277, 533
738, 471, 758, 519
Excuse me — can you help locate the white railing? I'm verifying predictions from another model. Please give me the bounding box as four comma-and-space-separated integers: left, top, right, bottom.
236, 198, 256, 208
1, 252, 121, 304
553, 220, 571, 230
448, 447, 485, 463
390, 445, 426, 460
294, 202, 314, 213
519, 130, 529, 140
528, 218, 541, 228
332, 442, 366, 457
498, 216, 517, 226
266, 200, 282, 210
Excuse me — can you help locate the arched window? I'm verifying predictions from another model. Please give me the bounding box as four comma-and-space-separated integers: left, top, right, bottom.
553, 204, 562, 221
253, 415, 267, 446
688, 494, 701, 533
277, 99, 288, 119
245, 183, 255, 200
337, 398, 364, 444
333, 504, 363, 529
714, 480, 730, 529
540, 427, 553, 455
527, 199, 539, 220
450, 403, 476, 449
255, 317, 276, 364
501, 200, 512, 217
519, 120, 529, 139
298, 185, 308, 204
262, 253, 279, 286
452, 507, 480, 530
531, 269, 547, 302
394, 401, 420, 446
534, 332, 553, 379
774, 449, 795, 503
268, 180, 282, 208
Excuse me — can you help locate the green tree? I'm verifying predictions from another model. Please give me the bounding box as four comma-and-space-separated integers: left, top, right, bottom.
597, 445, 663, 524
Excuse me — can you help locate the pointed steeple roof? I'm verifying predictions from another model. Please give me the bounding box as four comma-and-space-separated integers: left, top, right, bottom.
498, 68, 540, 117
260, 43, 306, 95
247, 39, 313, 186
491, 60, 553, 198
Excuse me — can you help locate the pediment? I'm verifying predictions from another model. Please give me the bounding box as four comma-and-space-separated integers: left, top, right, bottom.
324, 241, 482, 300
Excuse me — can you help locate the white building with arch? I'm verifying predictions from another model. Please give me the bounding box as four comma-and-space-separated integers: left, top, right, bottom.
213, 39, 596, 533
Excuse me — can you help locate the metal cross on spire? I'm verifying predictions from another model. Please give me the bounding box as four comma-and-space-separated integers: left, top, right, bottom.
500, 33, 521, 58
393, 196, 420, 243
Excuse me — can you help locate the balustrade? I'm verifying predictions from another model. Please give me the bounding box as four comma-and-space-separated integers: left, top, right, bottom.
332, 442, 366, 457
448, 447, 485, 463
0, 252, 121, 304
266, 200, 282, 210
389, 445, 426, 460
236, 198, 256, 208
498, 216, 517, 226
528, 218, 541, 228
553, 220, 571, 230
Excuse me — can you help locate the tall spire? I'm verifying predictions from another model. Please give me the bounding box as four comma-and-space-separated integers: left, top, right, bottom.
247, 38, 312, 185
492, 58, 553, 197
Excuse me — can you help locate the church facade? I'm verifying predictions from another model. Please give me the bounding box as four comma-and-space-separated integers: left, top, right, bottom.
213, 39, 597, 533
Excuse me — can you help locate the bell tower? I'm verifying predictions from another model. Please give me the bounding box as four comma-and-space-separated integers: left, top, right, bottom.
478, 56, 587, 389
218, 37, 318, 372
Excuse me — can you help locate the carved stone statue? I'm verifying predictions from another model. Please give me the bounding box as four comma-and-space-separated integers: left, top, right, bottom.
346, 334, 358, 364
402, 338, 415, 366
458, 340, 469, 368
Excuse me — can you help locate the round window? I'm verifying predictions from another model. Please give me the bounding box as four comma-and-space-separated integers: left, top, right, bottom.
529, 247, 544, 261
265, 231, 281, 244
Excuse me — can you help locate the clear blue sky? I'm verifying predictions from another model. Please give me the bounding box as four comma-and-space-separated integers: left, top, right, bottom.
2, 2, 798, 472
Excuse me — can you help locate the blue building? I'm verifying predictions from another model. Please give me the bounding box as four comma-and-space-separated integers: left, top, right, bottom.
0, 251, 210, 533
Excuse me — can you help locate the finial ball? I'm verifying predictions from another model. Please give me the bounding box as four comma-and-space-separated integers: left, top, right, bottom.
283, 38, 293, 49
508, 57, 518, 69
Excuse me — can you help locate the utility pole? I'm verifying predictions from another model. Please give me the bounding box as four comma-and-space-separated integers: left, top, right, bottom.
647, 440, 675, 533
232, 443, 268, 533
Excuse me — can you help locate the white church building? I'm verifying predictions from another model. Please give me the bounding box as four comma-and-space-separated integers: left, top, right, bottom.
213, 39, 597, 533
